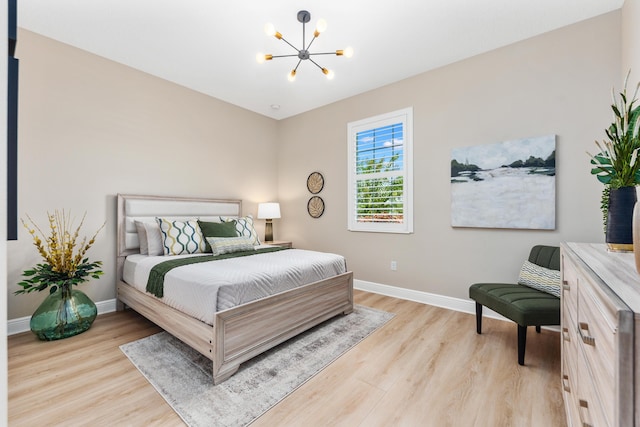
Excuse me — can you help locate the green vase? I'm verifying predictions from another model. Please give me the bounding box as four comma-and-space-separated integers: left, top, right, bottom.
30, 286, 97, 341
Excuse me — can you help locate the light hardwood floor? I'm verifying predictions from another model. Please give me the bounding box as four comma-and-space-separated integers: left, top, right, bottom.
8, 290, 566, 426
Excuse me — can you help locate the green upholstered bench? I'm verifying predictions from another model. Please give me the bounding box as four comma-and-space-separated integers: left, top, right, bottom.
469, 245, 560, 365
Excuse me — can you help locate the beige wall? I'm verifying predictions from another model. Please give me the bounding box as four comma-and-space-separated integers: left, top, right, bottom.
7, 30, 279, 319
277, 12, 621, 300
622, 0, 640, 85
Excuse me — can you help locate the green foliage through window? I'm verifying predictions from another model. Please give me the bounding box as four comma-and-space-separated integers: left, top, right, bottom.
356, 156, 404, 223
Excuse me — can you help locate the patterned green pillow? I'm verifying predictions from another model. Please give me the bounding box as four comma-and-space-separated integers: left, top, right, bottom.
197, 220, 238, 253
518, 260, 560, 298
206, 236, 255, 256
156, 218, 206, 256
219, 215, 261, 245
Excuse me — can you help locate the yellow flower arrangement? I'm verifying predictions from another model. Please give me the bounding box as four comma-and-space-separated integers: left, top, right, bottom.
16, 210, 105, 295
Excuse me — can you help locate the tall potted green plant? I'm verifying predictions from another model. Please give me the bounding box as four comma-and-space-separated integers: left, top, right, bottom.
16, 210, 105, 340
589, 72, 640, 252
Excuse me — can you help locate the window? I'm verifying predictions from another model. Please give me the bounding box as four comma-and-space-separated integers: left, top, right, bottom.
347, 107, 413, 233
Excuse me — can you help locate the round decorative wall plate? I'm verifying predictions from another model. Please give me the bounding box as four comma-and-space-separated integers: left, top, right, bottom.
306, 172, 324, 194
307, 196, 325, 218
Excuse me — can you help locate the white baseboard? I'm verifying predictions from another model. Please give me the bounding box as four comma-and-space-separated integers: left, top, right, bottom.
354, 279, 507, 321
7, 298, 118, 336
354, 279, 560, 332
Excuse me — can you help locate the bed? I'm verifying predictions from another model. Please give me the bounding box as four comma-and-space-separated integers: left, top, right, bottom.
116, 194, 354, 384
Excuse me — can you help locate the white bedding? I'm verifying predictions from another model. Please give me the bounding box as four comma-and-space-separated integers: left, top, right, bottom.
122, 247, 347, 325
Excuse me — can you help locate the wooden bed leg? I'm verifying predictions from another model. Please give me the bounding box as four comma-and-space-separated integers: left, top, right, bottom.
213, 364, 240, 385
116, 299, 125, 311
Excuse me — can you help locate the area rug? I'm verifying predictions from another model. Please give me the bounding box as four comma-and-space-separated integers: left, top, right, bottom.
120, 305, 394, 427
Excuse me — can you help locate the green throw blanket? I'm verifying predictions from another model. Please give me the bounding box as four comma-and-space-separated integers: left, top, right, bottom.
146, 247, 287, 298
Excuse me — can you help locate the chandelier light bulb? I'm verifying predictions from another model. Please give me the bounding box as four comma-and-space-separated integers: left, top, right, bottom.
322, 68, 335, 80
264, 23, 276, 37
343, 46, 354, 58
256, 53, 273, 64
288, 70, 297, 82
315, 19, 327, 33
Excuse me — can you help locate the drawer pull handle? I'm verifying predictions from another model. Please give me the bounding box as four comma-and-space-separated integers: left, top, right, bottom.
579, 322, 595, 346
562, 281, 570, 291
562, 327, 570, 342
562, 374, 571, 392
578, 400, 594, 427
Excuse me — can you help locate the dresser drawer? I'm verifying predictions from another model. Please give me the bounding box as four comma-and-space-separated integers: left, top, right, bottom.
577, 345, 610, 427
562, 320, 578, 391
562, 358, 581, 427
578, 274, 616, 426
562, 308, 581, 425
561, 253, 579, 323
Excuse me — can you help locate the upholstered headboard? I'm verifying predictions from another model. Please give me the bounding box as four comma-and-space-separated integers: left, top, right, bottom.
116, 194, 242, 258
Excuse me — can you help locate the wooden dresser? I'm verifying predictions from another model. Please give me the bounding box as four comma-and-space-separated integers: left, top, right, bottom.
561, 242, 640, 426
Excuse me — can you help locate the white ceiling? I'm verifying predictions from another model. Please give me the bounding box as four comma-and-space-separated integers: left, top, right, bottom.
18, 0, 624, 120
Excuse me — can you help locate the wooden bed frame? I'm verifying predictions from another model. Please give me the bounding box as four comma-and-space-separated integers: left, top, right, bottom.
116, 194, 353, 384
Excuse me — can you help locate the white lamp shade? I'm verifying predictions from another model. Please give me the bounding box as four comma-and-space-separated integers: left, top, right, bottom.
257, 202, 281, 219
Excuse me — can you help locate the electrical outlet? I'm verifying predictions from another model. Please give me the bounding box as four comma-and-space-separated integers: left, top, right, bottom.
390, 261, 397, 271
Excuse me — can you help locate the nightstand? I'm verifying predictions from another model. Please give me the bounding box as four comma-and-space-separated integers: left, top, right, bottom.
265, 240, 292, 248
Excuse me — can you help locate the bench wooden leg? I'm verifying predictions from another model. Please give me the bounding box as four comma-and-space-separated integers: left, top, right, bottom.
518, 324, 527, 365
475, 302, 482, 334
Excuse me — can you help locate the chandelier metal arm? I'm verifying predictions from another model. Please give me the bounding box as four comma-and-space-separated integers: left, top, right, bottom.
302, 21, 307, 50
308, 51, 340, 56
306, 34, 317, 51
270, 53, 302, 59
307, 57, 325, 72
278, 35, 301, 54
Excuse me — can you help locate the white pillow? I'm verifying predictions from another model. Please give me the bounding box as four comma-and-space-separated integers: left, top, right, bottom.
145, 222, 165, 256
135, 220, 164, 256
156, 218, 206, 256
219, 214, 261, 245
206, 236, 255, 256
134, 220, 149, 255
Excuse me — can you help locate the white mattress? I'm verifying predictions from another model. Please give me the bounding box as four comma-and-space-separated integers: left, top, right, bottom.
122, 247, 347, 325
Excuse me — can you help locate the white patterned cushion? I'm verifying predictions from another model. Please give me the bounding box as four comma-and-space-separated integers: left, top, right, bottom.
518, 260, 561, 298
219, 214, 261, 245
206, 236, 255, 256
156, 218, 205, 256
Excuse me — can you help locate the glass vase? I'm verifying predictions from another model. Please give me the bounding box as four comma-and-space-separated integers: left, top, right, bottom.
30, 286, 97, 341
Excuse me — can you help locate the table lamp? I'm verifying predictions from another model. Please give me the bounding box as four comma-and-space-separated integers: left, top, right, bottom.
257, 202, 281, 242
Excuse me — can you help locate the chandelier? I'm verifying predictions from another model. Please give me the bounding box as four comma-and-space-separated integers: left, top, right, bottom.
256, 10, 353, 82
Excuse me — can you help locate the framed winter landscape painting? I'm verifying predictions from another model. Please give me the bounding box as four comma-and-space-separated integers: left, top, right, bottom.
451, 135, 556, 229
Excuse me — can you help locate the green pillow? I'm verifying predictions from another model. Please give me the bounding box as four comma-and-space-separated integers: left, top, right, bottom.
197, 220, 238, 253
